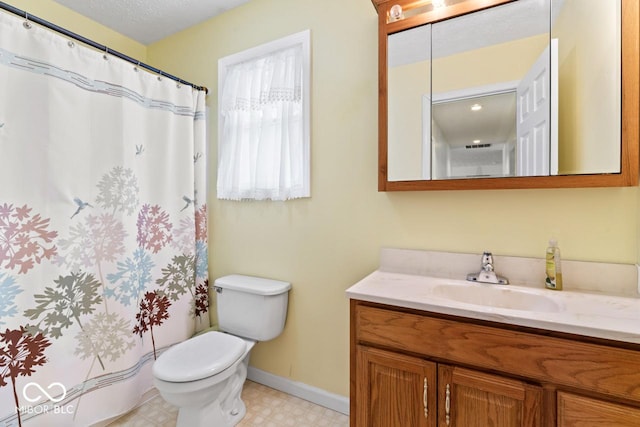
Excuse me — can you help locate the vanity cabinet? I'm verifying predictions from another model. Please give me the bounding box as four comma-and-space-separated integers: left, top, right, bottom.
557, 393, 640, 427
357, 345, 541, 426
350, 300, 640, 427
356, 346, 435, 426
439, 364, 541, 426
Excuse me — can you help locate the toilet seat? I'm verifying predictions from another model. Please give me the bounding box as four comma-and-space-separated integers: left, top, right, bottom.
153, 331, 246, 382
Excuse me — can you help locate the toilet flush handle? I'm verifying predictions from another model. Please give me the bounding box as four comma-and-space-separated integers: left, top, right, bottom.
214, 286, 223, 294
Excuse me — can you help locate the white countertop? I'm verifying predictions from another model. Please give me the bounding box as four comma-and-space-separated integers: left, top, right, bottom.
346, 270, 640, 344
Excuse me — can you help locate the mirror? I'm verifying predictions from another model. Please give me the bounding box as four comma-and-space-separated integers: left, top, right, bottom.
387, 24, 432, 181
376, 0, 638, 190
431, 0, 552, 180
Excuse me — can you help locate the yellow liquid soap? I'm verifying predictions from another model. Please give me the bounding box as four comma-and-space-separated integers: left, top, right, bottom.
545, 239, 563, 290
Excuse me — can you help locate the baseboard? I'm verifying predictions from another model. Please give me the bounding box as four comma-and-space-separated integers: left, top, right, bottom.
247, 367, 350, 416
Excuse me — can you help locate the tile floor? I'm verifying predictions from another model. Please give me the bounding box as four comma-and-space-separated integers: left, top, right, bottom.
108, 381, 349, 427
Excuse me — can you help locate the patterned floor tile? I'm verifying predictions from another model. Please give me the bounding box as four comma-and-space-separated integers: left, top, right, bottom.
108, 381, 349, 427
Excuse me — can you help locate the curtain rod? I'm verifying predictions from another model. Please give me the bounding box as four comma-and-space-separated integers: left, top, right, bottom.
0, 1, 208, 94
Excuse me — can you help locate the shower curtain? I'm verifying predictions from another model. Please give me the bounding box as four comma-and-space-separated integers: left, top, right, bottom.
0, 9, 208, 427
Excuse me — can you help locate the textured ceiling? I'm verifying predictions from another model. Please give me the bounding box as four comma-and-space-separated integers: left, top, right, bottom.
52, 0, 252, 44
389, 0, 555, 67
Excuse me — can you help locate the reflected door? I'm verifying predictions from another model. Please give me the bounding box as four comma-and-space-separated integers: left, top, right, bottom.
516, 39, 558, 176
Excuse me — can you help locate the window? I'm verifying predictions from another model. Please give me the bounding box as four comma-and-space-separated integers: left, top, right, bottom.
217, 30, 311, 201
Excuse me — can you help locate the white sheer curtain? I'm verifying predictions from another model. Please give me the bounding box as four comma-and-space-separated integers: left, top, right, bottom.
217, 43, 309, 201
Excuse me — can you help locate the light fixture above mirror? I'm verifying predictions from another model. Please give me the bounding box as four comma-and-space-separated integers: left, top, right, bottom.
387, 0, 456, 23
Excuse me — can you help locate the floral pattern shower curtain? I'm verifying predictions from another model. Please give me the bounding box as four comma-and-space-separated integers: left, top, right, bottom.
0, 10, 208, 427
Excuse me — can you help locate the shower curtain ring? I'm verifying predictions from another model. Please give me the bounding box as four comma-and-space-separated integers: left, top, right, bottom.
23, 13, 32, 29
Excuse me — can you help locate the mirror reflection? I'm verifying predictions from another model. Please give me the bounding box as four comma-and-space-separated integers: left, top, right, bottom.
432, 92, 516, 179
553, 0, 621, 175
387, 0, 621, 181
387, 24, 431, 181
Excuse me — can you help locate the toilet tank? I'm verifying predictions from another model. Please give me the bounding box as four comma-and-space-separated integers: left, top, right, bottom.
214, 275, 291, 341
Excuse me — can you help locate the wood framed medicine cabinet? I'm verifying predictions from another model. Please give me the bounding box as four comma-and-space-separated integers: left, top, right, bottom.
372, 0, 640, 191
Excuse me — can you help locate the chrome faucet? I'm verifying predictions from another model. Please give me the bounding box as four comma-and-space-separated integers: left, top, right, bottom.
466, 251, 509, 285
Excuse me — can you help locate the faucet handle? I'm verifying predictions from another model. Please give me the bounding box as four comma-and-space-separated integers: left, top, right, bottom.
481, 252, 494, 271
467, 251, 508, 285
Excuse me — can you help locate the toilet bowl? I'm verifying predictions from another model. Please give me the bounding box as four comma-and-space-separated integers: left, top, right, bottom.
152, 275, 291, 427
153, 331, 255, 426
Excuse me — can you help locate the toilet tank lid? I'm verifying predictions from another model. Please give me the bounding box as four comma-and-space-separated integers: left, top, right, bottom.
214, 274, 291, 296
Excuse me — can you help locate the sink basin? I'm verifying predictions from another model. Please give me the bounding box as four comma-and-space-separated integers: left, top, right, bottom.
347, 269, 640, 343
431, 284, 562, 312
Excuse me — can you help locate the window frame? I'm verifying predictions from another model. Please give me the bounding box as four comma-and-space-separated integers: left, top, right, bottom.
217, 29, 312, 200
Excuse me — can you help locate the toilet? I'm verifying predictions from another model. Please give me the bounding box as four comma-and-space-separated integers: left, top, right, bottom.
152, 274, 291, 427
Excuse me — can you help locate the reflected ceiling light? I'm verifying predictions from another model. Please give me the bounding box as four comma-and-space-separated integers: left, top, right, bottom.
471, 103, 483, 111
432, 0, 446, 8
473, 139, 481, 144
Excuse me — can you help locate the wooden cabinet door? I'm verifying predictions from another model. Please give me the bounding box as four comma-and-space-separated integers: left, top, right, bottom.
557, 392, 640, 427
438, 365, 542, 427
356, 345, 437, 427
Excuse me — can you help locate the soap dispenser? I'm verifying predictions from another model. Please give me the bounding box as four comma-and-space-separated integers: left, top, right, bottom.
545, 239, 563, 290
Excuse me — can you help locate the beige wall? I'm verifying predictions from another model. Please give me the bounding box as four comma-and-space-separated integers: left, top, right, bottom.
147, 0, 639, 398
432, 34, 547, 94
4, 0, 638, 400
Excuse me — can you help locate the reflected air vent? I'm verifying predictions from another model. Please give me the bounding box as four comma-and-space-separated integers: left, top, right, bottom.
465, 144, 492, 149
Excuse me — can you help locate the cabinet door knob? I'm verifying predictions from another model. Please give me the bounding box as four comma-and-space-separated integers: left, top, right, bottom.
445, 383, 451, 426
423, 377, 428, 417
